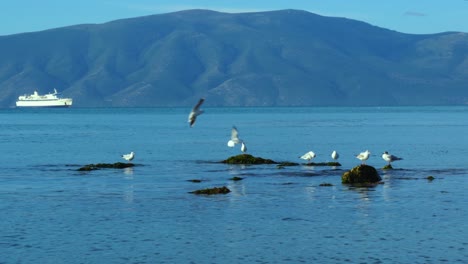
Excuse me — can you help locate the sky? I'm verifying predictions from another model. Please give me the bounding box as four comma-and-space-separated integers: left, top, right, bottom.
0, 0, 467, 36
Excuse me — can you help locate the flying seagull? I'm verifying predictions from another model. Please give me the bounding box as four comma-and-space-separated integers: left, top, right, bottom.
356, 150, 371, 164
382, 151, 403, 165
122, 151, 135, 162
188, 98, 205, 127
300, 151, 316, 164
331, 150, 339, 160
227, 126, 247, 152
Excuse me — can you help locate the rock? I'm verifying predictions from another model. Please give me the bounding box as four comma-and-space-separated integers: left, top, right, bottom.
78, 162, 135, 171
190, 186, 231, 195
319, 183, 333, 187
276, 162, 300, 169
342, 164, 381, 184
383, 164, 393, 170
221, 154, 277, 165
187, 179, 202, 183
230, 177, 244, 181
427, 176, 435, 181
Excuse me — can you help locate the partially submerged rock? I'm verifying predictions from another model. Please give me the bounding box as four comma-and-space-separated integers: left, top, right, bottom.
319, 183, 334, 187
222, 154, 277, 165
230, 177, 244, 181
427, 176, 435, 181
190, 186, 231, 195
78, 162, 135, 171
277, 162, 300, 169
383, 164, 393, 170
187, 179, 202, 183
342, 164, 381, 184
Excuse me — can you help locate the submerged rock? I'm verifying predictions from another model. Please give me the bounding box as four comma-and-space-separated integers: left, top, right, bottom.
187, 179, 202, 183
222, 154, 277, 165
342, 164, 381, 184
78, 162, 135, 171
277, 162, 300, 169
190, 186, 231, 195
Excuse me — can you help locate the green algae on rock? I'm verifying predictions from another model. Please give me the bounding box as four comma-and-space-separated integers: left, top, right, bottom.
190, 186, 231, 195
222, 154, 277, 165
342, 164, 381, 184
383, 164, 393, 170
78, 162, 135, 171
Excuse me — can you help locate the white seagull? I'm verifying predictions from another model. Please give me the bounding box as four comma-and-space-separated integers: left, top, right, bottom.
331, 150, 339, 160
356, 150, 371, 164
300, 151, 316, 163
188, 98, 205, 127
122, 151, 135, 162
227, 126, 247, 152
382, 151, 403, 165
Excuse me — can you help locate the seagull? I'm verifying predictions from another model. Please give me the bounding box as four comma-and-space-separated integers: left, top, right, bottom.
382, 151, 403, 165
188, 98, 205, 127
227, 126, 247, 152
356, 150, 370, 164
331, 150, 339, 160
122, 151, 135, 162
300, 151, 316, 164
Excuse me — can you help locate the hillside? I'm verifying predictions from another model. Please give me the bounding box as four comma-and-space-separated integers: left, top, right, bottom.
0, 9, 467, 107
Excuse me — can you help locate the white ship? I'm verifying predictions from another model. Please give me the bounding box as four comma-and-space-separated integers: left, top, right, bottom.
16, 89, 73, 108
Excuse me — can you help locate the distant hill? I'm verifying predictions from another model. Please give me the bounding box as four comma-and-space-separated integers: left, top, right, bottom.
0, 9, 467, 107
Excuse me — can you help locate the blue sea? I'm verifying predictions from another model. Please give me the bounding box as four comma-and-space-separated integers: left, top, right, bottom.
0, 107, 467, 263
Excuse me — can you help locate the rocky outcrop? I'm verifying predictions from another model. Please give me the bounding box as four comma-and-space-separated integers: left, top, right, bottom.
342, 165, 381, 184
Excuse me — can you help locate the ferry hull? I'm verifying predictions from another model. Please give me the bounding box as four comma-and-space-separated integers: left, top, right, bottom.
16, 99, 73, 108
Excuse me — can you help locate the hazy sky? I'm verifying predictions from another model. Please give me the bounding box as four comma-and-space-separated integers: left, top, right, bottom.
1, 0, 467, 36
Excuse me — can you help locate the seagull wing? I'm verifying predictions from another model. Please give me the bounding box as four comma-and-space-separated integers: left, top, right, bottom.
193, 98, 205, 111
231, 126, 239, 141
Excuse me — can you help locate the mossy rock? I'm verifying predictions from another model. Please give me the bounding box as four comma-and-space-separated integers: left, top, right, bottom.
305, 162, 342, 166
383, 164, 393, 170
78, 162, 135, 171
277, 162, 300, 169
222, 154, 277, 165
342, 164, 381, 184
190, 186, 231, 195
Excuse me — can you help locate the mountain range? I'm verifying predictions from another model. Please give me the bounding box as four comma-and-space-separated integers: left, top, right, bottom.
0, 9, 467, 107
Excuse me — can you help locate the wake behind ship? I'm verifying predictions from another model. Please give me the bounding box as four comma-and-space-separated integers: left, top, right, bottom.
16, 89, 73, 108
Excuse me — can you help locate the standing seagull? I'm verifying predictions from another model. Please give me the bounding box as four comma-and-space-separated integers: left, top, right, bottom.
356, 150, 371, 164
227, 126, 246, 152
382, 151, 403, 165
122, 151, 135, 162
300, 151, 316, 164
331, 150, 339, 161
188, 98, 205, 127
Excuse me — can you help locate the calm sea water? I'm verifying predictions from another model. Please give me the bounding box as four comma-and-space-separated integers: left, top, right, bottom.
0, 107, 467, 263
